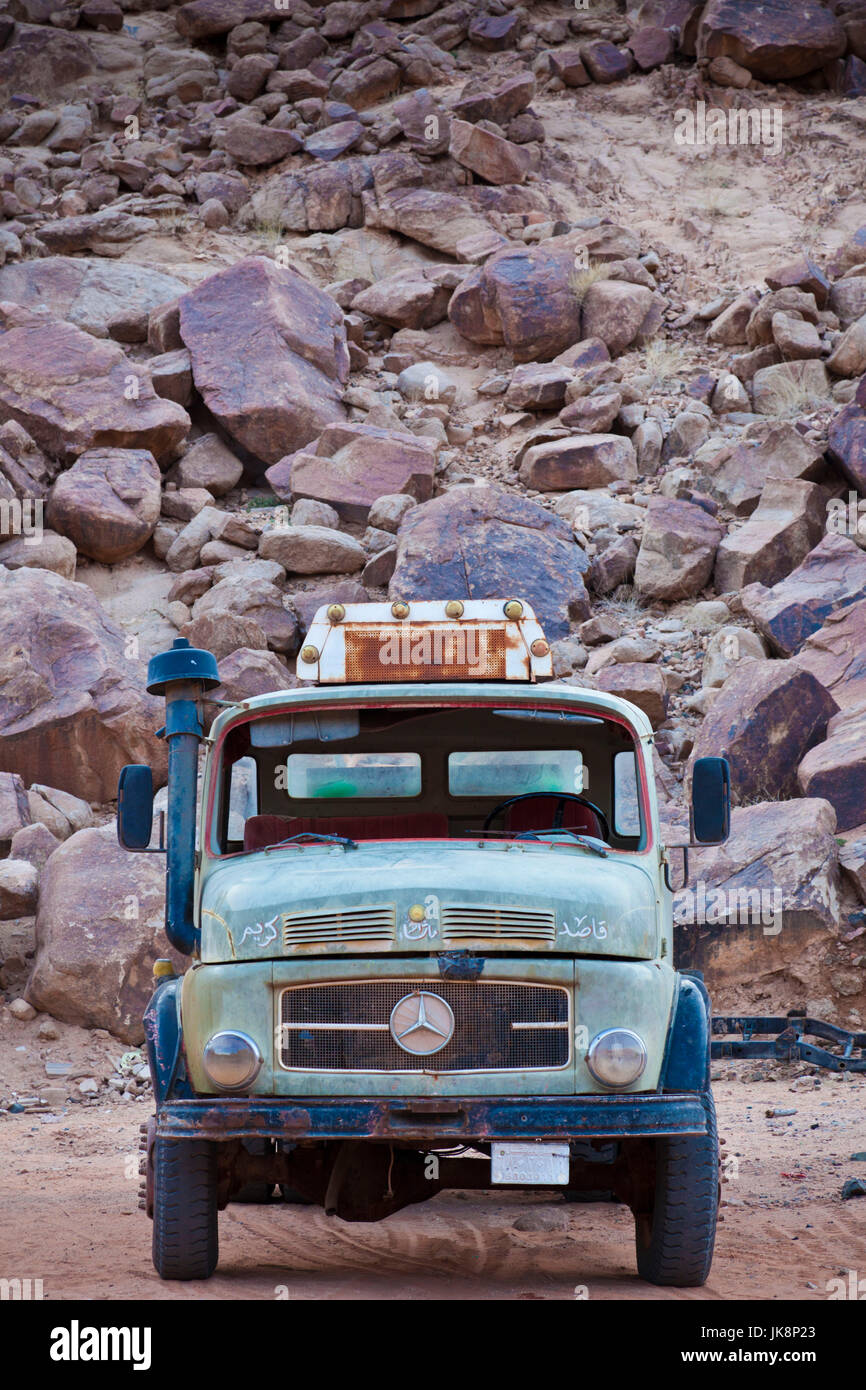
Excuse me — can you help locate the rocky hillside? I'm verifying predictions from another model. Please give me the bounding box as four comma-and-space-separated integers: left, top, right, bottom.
0, 0, 865, 1059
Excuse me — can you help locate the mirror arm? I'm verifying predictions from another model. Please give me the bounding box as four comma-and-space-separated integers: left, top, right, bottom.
664, 844, 690, 892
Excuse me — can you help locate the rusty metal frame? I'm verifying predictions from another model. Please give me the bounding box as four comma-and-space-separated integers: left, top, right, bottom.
711, 1016, 866, 1072
155, 1093, 710, 1143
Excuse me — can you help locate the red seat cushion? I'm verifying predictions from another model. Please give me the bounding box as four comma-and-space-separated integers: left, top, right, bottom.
503, 796, 603, 839
243, 811, 449, 853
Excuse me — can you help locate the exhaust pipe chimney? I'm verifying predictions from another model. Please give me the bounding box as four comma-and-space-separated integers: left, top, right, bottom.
147, 638, 220, 957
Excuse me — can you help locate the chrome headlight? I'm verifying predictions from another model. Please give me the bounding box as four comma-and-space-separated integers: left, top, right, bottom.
202, 1031, 262, 1091
586, 1028, 647, 1089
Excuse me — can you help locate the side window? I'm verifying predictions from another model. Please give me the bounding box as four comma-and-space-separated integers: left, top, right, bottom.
613, 750, 641, 837
228, 756, 258, 842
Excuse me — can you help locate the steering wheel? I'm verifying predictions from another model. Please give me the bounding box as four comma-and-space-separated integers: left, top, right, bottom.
482, 791, 611, 844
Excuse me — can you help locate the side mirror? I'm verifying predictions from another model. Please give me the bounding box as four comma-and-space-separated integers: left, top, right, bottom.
117, 764, 155, 851
691, 757, 731, 845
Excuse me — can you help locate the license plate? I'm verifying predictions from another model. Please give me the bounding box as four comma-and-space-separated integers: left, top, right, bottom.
490, 1142, 570, 1185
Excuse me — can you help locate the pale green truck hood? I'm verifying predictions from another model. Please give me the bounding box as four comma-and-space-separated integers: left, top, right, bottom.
198, 840, 660, 963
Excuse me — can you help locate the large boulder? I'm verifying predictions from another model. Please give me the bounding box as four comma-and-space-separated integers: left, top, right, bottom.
191, 576, 299, 654
450, 73, 536, 125
389, 485, 590, 640
696, 0, 846, 80
798, 705, 866, 833
689, 659, 838, 801
752, 360, 831, 417
267, 422, 437, 524
363, 184, 497, 258
330, 57, 402, 111
745, 288, 820, 349
0, 24, 96, 102
0, 258, 190, 340
698, 420, 827, 516
595, 663, 667, 728
176, 0, 277, 37
713, 477, 827, 592
35, 209, 158, 258
0, 567, 166, 802
26, 825, 182, 1044
840, 824, 866, 902
259, 525, 366, 575
792, 598, 866, 711
518, 435, 636, 491
178, 257, 349, 465
352, 265, 465, 331
672, 799, 841, 999
634, 498, 723, 600
826, 315, 866, 379
827, 402, 866, 496
448, 237, 584, 362
579, 280, 656, 356
740, 534, 866, 655
0, 771, 31, 854
179, 611, 267, 662
0, 531, 76, 580
218, 121, 303, 167
0, 859, 38, 921
249, 160, 368, 235
45, 448, 162, 563
0, 303, 189, 466
170, 434, 244, 497
448, 119, 531, 185
829, 276, 866, 330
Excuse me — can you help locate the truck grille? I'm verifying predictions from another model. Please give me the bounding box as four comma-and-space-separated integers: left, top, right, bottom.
278, 979, 570, 1072
440, 905, 556, 943
282, 906, 396, 948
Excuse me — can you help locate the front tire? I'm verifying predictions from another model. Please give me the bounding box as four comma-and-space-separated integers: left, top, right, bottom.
634, 1093, 719, 1287
152, 1137, 219, 1280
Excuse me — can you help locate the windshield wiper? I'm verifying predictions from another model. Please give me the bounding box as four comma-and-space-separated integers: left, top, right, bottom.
512, 829, 608, 858
262, 832, 357, 853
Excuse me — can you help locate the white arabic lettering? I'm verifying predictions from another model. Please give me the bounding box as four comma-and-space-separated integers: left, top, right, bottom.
561, 916, 608, 940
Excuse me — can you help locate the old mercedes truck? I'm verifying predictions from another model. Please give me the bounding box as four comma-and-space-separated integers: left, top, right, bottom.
117, 597, 730, 1285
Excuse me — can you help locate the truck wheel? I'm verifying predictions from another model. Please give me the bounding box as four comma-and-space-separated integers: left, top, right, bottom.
634, 1094, 719, 1287
152, 1137, 219, 1281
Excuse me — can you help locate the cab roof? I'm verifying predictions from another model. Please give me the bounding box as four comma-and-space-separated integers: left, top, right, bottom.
206, 677, 656, 747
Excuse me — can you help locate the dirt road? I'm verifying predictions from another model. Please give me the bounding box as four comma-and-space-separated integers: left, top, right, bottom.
1, 1068, 864, 1302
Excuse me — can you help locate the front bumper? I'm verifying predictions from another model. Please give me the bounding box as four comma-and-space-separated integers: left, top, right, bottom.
156, 1092, 709, 1143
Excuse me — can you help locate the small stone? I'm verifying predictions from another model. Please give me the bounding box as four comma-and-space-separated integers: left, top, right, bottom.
8, 998, 36, 1022
397, 362, 457, 406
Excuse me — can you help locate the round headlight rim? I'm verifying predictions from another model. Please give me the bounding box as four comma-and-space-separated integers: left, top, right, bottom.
202, 1029, 263, 1093
586, 1027, 648, 1090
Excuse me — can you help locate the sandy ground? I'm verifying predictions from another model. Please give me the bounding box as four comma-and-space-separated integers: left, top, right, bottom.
1, 1067, 863, 1302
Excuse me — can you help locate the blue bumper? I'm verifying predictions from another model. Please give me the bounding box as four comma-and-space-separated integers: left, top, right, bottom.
156, 1093, 710, 1143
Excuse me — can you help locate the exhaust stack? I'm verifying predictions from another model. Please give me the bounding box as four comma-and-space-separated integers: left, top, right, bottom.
147, 638, 220, 956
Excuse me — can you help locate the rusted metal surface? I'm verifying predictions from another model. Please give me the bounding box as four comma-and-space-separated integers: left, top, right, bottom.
711, 1016, 866, 1072
344, 624, 509, 682
156, 1093, 709, 1143
296, 600, 554, 684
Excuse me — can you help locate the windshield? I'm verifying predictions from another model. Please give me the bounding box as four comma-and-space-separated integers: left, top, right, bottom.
448, 750, 585, 798
210, 702, 648, 857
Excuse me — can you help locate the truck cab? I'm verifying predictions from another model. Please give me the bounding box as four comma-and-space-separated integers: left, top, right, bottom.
118, 598, 730, 1286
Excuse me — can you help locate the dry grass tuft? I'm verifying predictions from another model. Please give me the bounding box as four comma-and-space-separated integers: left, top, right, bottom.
569, 259, 609, 304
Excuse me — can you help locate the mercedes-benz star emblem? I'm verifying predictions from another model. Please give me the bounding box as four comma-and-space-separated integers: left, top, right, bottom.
389, 991, 455, 1055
